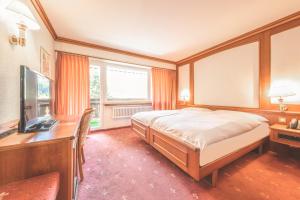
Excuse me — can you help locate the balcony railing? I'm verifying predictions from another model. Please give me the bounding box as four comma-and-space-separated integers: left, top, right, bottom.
90, 98, 101, 118
90, 98, 101, 129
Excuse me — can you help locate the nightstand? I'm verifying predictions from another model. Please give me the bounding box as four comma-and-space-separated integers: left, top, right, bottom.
270, 124, 300, 148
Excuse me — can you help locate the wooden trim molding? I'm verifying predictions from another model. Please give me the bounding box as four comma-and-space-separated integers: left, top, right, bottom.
176, 104, 300, 124
31, 0, 57, 39
262, 17, 300, 111
31, 0, 300, 67
55, 50, 175, 71
176, 11, 300, 65
56, 37, 176, 64
259, 31, 271, 109
31, 0, 176, 65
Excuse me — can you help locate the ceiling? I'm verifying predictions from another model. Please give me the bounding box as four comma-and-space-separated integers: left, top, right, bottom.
39, 0, 300, 62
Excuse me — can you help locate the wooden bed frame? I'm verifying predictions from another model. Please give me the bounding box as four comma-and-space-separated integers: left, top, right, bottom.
131, 119, 267, 187
131, 120, 150, 143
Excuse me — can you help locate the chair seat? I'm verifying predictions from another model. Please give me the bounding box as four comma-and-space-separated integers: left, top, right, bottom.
0, 172, 60, 200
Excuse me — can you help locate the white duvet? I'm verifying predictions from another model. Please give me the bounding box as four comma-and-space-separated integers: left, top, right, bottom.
131, 110, 179, 126
151, 110, 267, 150
131, 107, 212, 126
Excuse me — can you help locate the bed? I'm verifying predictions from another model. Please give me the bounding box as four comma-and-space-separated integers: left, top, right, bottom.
131, 108, 211, 143
131, 109, 178, 143
131, 109, 269, 186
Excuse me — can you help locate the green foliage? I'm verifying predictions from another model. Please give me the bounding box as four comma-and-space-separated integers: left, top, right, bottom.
90, 66, 100, 99
90, 118, 101, 128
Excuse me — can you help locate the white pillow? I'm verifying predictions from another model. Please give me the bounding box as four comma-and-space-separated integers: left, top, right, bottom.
214, 110, 268, 122
181, 107, 212, 112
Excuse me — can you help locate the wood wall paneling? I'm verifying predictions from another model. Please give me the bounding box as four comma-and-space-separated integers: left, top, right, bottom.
177, 12, 300, 113
193, 41, 260, 107
176, 104, 300, 125
268, 19, 300, 111
259, 31, 271, 109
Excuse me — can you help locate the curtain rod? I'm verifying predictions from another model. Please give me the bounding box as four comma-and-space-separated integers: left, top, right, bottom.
54, 50, 176, 71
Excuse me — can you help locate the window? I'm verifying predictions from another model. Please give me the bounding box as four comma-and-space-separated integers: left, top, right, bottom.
89, 65, 102, 129
106, 65, 150, 101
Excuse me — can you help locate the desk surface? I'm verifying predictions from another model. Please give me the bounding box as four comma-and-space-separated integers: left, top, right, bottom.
0, 117, 80, 151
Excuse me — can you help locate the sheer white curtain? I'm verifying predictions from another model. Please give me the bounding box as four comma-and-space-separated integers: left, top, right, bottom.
106, 65, 150, 100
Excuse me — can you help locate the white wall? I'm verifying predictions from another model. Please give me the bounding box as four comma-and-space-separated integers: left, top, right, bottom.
271, 26, 300, 104
178, 64, 190, 100
101, 106, 135, 129
194, 42, 259, 108
0, 0, 55, 124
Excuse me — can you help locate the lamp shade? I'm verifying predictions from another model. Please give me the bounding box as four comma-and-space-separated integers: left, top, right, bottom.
180, 89, 190, 101
5, 0, 40, 30
268, 85, 296, 98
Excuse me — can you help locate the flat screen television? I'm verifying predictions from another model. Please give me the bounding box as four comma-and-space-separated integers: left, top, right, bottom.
19, 65, 54, 132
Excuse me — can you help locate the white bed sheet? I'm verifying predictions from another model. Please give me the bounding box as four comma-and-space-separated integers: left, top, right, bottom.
200, 122, 269, 166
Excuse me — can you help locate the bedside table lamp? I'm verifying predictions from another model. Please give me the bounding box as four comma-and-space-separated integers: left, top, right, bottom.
268, 85, 296, 112
180, 89, 190, 104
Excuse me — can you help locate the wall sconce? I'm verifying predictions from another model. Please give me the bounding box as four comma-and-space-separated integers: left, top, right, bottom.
268, 85, 296, 112
180, 89, 190, 104
4, 0, 40, 47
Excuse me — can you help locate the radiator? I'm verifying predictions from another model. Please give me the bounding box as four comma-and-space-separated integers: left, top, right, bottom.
112, 105, 152, 119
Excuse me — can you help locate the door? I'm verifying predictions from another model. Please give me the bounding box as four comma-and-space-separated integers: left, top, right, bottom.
89, 64, 102, 130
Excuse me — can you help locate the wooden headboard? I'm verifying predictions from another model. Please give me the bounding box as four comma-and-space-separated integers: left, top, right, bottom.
177, 104, 300, 125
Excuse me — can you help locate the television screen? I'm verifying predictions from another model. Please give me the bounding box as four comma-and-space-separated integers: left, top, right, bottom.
19, 65, 53, 132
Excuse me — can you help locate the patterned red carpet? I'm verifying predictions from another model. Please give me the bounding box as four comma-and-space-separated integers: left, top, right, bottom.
77, 128, 300, 200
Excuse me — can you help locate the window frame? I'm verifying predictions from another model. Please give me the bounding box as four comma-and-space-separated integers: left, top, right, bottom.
104, 63, 152, 103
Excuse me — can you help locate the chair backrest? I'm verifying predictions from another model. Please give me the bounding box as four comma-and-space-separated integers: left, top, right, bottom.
78, 108, 94, 147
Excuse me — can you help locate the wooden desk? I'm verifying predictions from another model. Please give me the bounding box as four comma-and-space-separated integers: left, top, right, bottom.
0, 117, 80, 200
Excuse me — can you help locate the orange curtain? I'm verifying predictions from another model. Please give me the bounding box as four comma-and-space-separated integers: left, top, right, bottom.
55, 52, 90, 117
152, 68, 176, 110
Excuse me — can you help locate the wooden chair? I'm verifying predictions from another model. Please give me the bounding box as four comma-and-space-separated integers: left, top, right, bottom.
77, 108, 94, 181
